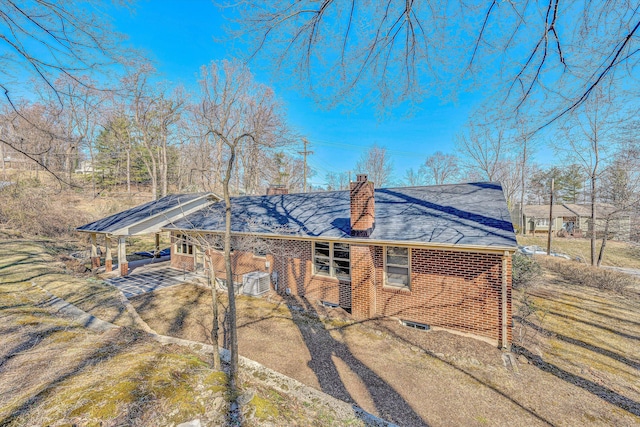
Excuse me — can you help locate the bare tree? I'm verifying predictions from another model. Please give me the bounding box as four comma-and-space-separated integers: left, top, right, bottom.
402, 167, 426, 187
232, 1, 640, 126
456, 122, 505, 182
325, 171, 350, 190
123, 64, 184, 200
559, 86, 621, 266
195, 59, 287, 392
0, 1, 130, 179
424, 152, 459, 185
354, 144, 393, 187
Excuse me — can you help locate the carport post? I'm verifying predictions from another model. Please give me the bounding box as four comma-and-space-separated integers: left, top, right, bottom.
90, 233, 100, 269
105, 236, 113, 272
118, 236, 128, 276
154, 233, 160, 258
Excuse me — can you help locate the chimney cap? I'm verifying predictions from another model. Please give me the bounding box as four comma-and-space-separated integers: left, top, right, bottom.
356, 174, 368, 182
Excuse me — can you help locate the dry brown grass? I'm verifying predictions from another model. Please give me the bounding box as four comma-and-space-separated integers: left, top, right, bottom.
0, 182, 92, 238
518, 235, 640, 269
133, 280, 640, 426
537, 256, 638, 293
513, 271, 640, 423
0, 239, 369, 426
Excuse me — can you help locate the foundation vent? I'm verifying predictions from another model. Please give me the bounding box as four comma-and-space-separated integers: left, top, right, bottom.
401, 320, 430, 331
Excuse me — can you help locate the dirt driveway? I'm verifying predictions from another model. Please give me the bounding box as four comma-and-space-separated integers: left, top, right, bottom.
131, 283, 640, 427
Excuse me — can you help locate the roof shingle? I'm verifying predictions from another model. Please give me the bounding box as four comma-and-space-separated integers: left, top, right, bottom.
166, 182, 516, 248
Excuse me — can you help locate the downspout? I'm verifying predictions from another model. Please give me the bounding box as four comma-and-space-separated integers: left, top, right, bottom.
501, 251, 510, 351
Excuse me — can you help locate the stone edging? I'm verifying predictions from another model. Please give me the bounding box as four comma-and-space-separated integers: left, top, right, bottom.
29, 282, 396, 427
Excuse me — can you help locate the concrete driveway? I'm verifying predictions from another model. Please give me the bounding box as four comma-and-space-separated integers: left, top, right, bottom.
106, 263, 202, 298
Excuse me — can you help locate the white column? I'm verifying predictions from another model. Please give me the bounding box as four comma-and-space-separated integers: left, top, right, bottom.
118, 236, 128, 276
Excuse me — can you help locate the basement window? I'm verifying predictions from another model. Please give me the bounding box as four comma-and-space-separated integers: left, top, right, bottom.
401, 320, 430, 331
320, 301, 339, 308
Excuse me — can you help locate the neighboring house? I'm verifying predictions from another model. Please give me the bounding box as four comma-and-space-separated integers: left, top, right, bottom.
522, 203, 630, 240
163, 177, 517, 348
74, 160, 99, 175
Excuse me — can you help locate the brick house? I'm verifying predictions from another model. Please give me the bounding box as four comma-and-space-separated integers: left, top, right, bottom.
165, 177, 517, 348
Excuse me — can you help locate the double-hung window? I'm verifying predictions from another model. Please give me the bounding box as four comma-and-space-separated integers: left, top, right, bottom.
314, 242, 350, 279
385, 246, 410, 288
175, 234, 194, 255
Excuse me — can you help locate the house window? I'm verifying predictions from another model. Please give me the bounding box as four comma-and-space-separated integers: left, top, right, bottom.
175, 234, 194, 255
385, 246, 410, 288
253, 238, 268, 257
333, 242, 350, 279
314, 242, 331, 275
535, 218, 549, 227
313, 242, 350, 279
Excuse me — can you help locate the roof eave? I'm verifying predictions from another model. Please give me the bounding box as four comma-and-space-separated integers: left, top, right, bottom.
162, 227, 517, 254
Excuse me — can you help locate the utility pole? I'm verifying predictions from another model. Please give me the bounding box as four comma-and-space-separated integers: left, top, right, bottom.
547, 178, 554, 255
298, 138, 313, 193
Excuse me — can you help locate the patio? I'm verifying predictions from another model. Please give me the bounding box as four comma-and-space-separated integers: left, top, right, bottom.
106, 260, 203, 298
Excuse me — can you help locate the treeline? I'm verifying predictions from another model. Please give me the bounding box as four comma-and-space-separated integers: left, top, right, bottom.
0, 63, 304, 199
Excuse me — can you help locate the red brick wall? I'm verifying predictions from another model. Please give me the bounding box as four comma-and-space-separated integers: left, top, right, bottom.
169, 232, 511, 345
351, 245, 374, 318
202, 237, 341, 304
371, 247, 512, 344
170, 238, 195, 271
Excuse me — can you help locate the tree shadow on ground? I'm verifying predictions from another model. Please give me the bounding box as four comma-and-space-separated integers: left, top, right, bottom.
513, 344, 640, 416
365, 319, 558, 425
286, 296, 427, 426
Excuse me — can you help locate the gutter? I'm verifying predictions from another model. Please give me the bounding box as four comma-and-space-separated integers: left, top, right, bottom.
161, 227, 517, 255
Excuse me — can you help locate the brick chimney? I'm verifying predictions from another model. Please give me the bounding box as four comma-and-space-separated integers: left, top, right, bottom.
266, 184, 288, 195
350, 174, 375, 237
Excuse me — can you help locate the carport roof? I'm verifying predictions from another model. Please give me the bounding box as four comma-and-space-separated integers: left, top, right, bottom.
77, 193, 217, 236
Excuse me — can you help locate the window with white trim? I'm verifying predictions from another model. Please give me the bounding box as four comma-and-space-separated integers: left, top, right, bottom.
313, 242, 350, 279
535, 218, 549, 227
253, 238, 268, 257
385, 246, 410, 288
175, 233, 194, 255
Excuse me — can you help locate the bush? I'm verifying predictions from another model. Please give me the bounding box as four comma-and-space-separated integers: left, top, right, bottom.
512, 253, 542, 289
0, 181, 91, 239
538, 257, 634, 293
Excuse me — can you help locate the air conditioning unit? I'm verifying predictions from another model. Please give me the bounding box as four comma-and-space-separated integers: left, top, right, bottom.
242, 271, 270, 297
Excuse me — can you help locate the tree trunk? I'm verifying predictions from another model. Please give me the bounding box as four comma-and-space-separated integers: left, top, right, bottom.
223, 144, 238, 392
596, 216, 610, 267
520, 139, 527, 236
126, 148, 131, 195
208, 260, 221, 370
0, 142, 5, 181
161, 136, 168, 197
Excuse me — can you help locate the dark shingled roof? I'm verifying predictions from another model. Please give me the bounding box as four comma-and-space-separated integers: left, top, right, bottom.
166, 182, 517, 248
77, 193, 210, 234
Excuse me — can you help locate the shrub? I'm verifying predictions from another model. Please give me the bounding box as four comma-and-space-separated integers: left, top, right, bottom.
512, 253, 542, 289
538, 257, 634, 293
0, 181, 91, 239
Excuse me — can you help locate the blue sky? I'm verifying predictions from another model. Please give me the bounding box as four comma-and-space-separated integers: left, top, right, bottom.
110, 0, 549, 186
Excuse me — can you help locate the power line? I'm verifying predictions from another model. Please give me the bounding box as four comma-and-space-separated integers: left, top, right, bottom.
298, 138, 314, 192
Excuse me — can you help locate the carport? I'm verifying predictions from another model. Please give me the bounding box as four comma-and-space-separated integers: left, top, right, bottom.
76, 193, 219, 275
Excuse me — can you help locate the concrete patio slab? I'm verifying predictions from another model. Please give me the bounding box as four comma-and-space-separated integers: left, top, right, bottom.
106, 262, 203, 299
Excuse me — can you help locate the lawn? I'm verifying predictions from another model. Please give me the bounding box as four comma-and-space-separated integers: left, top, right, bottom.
0, 239, 370, 426
517, 235, 640, 269
132, 273, 640, 426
